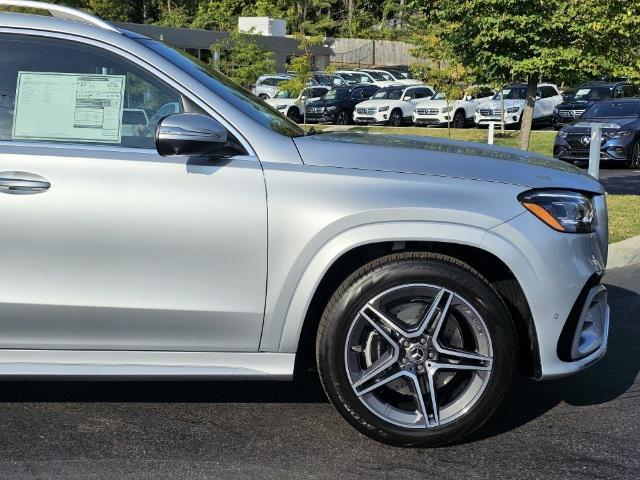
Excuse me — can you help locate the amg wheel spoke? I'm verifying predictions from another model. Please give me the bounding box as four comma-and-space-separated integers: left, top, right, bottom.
352, 351, 398, 392
361, 304, 407, 338
408, 372, 439, 427
431, 347, 493, 372
426, 370, 440, 426
355, 368, 406, 397
414, 288, 453, 338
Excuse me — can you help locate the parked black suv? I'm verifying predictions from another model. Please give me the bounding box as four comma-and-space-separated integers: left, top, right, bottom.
553, 81, 639, 129
553, 98, 640, 169
305, 84, 379, 124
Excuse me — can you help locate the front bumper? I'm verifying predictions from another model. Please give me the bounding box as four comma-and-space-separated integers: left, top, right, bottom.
554, 135, 633, 164
353, 111, 389, 124
413, 112, 450, 126
475, 112, 521, 125
483, 199, 609, 380
304, 111, 337, 124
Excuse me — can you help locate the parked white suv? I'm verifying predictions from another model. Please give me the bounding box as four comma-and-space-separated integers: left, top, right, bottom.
252, 75, 292, 100
359, 69, 421, 86
413, 88, 495, 128
475, 83, 563, 127
266, 86, 330, 122
353, 84, 435, 126
336, 70, 399, 88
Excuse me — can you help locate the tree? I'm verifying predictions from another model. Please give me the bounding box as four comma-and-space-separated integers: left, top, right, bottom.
431, 0, 640, 150
278, 33, 322, 123
211, 31, 276, 89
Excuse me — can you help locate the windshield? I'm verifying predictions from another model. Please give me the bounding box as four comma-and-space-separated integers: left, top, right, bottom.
372, 88, 404, 100
337, 73, 359, 84
363, 71, 387, 81
433, 92, 459, 101
573, 86, 613, 102
274, 90, 293, 98
583, 101, 640, 119
493, 87, 527, 100
138, 38, 305, 137
323, 89, 350, 101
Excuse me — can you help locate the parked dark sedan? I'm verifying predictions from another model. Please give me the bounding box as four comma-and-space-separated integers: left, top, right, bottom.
305, 84, 379, 124
552, 82, 639, 129
554, 98, 640, 168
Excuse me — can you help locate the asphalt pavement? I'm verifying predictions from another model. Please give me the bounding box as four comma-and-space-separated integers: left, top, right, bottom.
0, 266, 637, 479
597, 167, 640, 194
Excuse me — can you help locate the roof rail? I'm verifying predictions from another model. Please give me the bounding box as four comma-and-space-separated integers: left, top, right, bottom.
0, 0, 120, 33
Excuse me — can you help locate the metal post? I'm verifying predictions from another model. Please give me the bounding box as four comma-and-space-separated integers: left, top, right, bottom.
588, 123, 602, 179
488, 122, 495, 145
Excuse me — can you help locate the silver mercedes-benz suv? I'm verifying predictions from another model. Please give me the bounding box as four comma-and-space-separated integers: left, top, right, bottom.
0, 1, 609, 447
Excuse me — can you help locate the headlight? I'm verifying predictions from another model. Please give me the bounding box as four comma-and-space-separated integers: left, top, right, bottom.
553, 107, 559, 114
378, 106, 389, 112
606, 130, 632, 139
325, 106, 336, 112
275, 104, 287, 110
518, 190, 595, 233
475, 106, 480, 113
558, 130, 569, 138
441, 106, 453, 113
506, 106, 520, 113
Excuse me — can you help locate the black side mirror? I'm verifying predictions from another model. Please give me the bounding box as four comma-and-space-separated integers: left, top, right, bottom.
156, 113, 227, 157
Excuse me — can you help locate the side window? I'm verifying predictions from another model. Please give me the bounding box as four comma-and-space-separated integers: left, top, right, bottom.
0, 34, 184, 148
365, 87, 378, 98
613, 86, 624, 98
351, 89, 364, 100
403, 89, 416, 100
622, 85, 637, 98
540, 86, 556, 98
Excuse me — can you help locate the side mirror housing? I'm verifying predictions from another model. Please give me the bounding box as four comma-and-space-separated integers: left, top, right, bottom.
156, 113, 227, 157
403, 96, 412, 101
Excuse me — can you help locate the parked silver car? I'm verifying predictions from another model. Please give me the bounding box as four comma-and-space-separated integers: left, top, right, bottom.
0, 1, 610, 447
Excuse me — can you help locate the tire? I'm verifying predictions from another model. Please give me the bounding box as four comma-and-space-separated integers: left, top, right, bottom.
628, 142, 640, 169
336, 110, 350, 125
452, 110, 465, 129
316, 252, 517, 447
287, 107, 301, 123
259, 93, 269, 100
389, 109, 403, 127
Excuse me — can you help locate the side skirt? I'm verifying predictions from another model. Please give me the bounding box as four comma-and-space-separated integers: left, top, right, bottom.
0, 350, 295, 380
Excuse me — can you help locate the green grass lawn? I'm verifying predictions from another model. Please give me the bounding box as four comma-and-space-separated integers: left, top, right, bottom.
608, 195, 640, 244
312, 125, 557, 157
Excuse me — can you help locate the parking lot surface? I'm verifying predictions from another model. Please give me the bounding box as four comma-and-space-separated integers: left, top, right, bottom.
0, 266, 637, 479
599, 168, 640, 194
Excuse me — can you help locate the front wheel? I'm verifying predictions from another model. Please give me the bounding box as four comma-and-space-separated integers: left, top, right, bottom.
629, 142, 640, 169
389, 109, 403, 127
452, 110, 465, 129
316, 252, 517, 447
336, 110, 350, 125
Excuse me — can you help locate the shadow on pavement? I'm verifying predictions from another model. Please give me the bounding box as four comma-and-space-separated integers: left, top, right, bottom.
0, 280, 636, 445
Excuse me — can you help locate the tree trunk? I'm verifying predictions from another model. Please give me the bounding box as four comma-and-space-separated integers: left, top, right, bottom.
519, 73, 539, 150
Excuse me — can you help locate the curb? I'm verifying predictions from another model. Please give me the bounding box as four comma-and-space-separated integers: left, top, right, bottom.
607, 234, 640, 270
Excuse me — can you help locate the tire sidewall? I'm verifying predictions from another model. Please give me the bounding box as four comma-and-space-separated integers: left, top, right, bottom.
317, 254, 516, 447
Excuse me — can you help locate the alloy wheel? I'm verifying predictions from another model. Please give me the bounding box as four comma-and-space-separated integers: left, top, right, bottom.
344, 283, 493, 428
452, 111, 465, 129
389, 110, 402, 127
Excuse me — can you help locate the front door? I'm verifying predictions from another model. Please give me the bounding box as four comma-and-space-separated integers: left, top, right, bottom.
0, 33, 267, 352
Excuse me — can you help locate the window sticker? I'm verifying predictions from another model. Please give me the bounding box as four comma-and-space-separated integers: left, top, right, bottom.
12, 72, 126, 144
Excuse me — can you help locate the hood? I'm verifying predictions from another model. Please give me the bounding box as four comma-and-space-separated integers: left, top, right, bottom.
481, 99, 524, 109
558, 100, 594, 109
266, 98, 296, 107
356, 99, 400, 108
293, 132, 604, 194
562, 117, 640, 133
307, 98, 340, 108
415, 99, 461, 109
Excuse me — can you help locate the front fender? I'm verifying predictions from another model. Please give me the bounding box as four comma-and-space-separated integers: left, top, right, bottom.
270, 221, 488, 353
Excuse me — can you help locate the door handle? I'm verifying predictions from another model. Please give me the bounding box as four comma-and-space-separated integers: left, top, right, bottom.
0, 171, 51, 194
